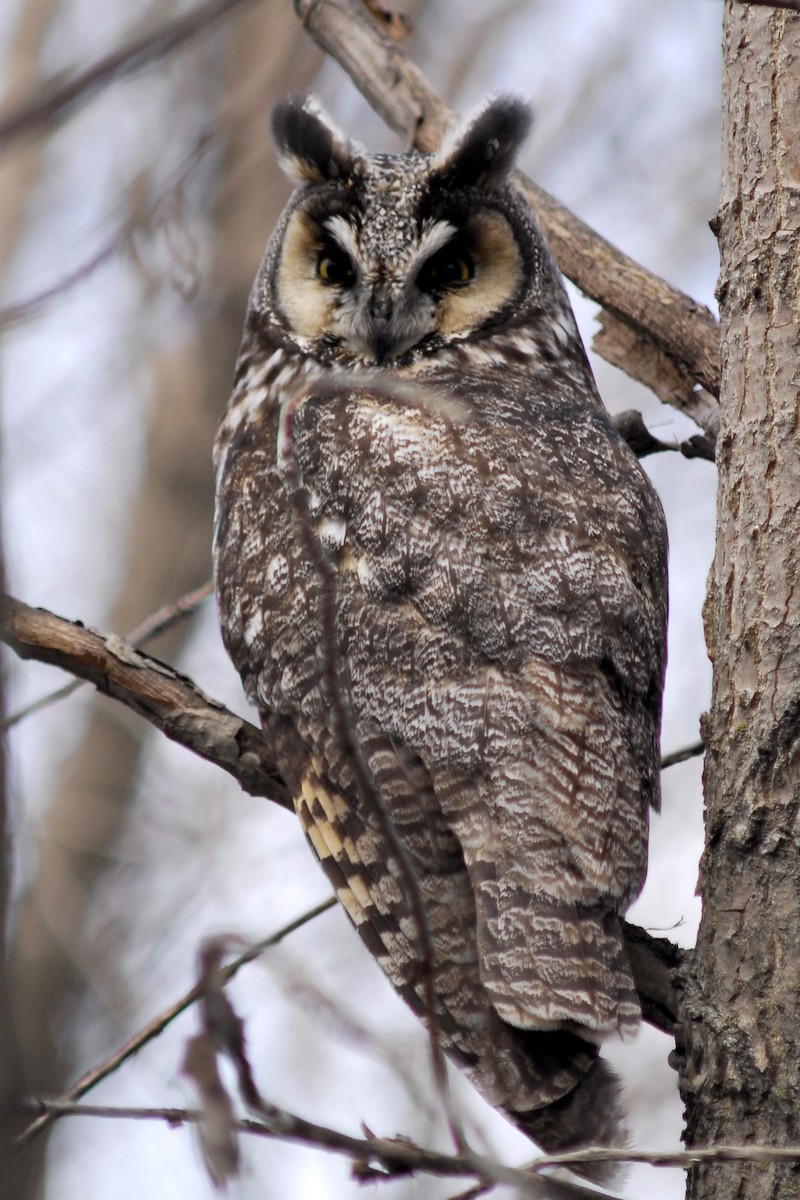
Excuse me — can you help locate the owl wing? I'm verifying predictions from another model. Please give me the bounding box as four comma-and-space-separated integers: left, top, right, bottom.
266, 711, 598, 1112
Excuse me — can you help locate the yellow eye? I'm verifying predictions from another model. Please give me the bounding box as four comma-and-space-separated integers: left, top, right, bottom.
317, 248, 355, 287
418, 245, 475, 294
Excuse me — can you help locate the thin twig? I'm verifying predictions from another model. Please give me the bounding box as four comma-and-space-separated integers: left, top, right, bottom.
33, 1099, 800, 1188
0, 240, 119, 331
0, 116, 222, 331
660, 741, 705, 770
23, 1100, 622, 1199
15, 897, 336, 1148
536, 1143, 800, 1171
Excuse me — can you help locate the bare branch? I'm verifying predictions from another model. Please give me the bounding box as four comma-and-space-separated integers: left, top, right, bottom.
24, 1100, 622, 1199
0, 594, 290, 808
293, 0, 721, 427
0, 0, 256, 149
2, 580, 213, 731
15, 898, 336, 1148
34, 1098, 800, 1189
536, 1143, 800, 1171
0, 240, 119, 331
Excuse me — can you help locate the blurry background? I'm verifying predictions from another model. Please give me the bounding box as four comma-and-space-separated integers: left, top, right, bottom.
1, 1, 721, 1196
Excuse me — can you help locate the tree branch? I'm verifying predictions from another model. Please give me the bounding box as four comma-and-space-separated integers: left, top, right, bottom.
294, 0, 721, 432
30, 1099, 800, 1185
24, 1101, 622, 1199
2, 580, 213, 731
0, 594, 290, 810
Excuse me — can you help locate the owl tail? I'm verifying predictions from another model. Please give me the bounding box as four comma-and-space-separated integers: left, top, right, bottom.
509, 1053, 628, 1185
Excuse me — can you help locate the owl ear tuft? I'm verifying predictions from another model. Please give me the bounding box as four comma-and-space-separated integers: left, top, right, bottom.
271, 95, 355, 185
432, 96, 532, 190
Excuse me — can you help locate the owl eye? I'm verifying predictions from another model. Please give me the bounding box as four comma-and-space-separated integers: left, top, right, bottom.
417, 244, 475, 294
316, 246, 355, 287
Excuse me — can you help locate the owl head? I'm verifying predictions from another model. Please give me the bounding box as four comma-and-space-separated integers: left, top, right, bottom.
250, 94, 576, 368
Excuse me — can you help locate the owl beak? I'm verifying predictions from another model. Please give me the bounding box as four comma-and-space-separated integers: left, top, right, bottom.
353, 288, 426, 364
369, 294, 393, 365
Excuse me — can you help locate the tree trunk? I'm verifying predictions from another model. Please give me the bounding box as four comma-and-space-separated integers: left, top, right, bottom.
681, 6, 800, 1199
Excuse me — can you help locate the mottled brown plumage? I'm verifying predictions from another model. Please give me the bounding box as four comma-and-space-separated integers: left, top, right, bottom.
213, 94, 668, 1177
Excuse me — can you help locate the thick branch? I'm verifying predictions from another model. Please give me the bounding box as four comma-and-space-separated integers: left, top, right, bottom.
294, 0, 721, 427
0, 594, 290, 810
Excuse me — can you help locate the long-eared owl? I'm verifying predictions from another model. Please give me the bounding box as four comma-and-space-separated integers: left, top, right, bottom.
214, 94, 668, 1175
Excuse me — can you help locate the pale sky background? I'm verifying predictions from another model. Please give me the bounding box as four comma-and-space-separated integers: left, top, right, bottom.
2, 1, 723, 1197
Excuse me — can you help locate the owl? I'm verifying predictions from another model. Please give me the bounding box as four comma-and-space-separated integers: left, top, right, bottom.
214, 94, 668, 1177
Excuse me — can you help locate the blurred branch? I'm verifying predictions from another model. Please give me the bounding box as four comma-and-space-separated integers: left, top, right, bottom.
0, 0, 60, 279
30, 1098, 800, 1185
25, 1101, 621, 1199
0, 239, 119, 331
660, 740, 705, 770
294, 0, 721, 433
0, 0, 256, 149
2, 593, 681, 1033
16, 898, 335, 1148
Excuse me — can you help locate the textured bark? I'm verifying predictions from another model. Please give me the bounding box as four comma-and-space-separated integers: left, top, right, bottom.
680, 7, 800, 1199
